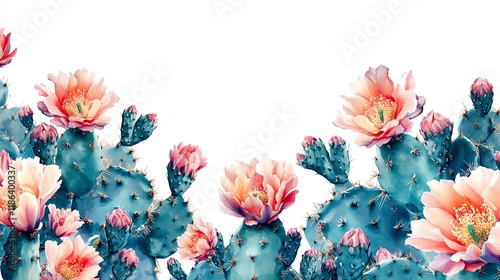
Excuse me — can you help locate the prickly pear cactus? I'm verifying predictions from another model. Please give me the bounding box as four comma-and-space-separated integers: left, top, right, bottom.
364, 256, 445, 279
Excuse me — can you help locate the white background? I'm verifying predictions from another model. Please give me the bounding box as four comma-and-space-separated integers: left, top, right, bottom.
1, 1, 500, 278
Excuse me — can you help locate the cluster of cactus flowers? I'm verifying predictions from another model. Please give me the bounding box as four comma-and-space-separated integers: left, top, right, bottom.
2, 24, 500, 279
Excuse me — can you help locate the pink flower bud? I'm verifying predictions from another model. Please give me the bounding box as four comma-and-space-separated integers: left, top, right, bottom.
106, 208, 132, 229
495, 151, 500, 164
119, 248, 139, 269
329, 135, 345, 145
287, 227, 301, 238
18, 106, 33, 117
339, 228, 369, 248
420, 111, 451, 137
48, 204, 83, 238
169, 143, 207, 177
374, 247, 394, 263
471, 77, 493, 97
31, 122, 58, 143
126, 105, 137, 113
304, 248, 319, 257
302, 136, 316, 148
296, 153, 305, 162
147, 113, 157, 124
322, 259, 336, 271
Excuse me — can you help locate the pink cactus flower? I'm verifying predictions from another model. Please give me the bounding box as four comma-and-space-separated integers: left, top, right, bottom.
0, 150, 12, 187
48, 204, 83, 238
333, 65, 425, 148
329, 135, 345, 145
494, 151, 500, 164
126, 105, 137, 113
0, 28, 17, 67
106, 208, 132, 229
18, 106, 33, 117
471, 78, 493, 97
147, 113, 158, 124
302, 136, 317, 148
406, 167, 500, 275
304, 248, 319, 257
169, 143, 207, 177
420, 111, 452, 137
31, 122, 58, 143
177, 218, 217, 261
374, 247, 394, 264
118, 248, 139, 269
296, 153, 305, 163
322, 259, 336, 271
0, 157, 61, 232
287, 227, 301, 238
220, 154, 299, 226
35, 69, 119, 131
44, 235, 103, 280
339, 228, 370, 249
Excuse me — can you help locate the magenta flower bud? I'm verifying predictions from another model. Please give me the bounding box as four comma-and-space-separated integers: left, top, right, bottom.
495, 151, 500, 164
339, 228, 370, 248
287, 227, 301, 239
18, 106, 33, 117
296, 153, 305, 162
329, 135, 345, 145
31, 122, 58, 143
106, 208, 132, 229
420, 111, 452, 137
374, 247, 394, 263
126, 105, 138, 113
471, 77, 493, 97
119, 248, 139, 269
322, 259, 336, 271
147, 113, 158, 124
302, 136, 317, 148
304, 248, 319, 257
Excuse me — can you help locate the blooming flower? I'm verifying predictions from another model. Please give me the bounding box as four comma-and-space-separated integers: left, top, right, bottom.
333, 65, 425, 147
0, 28, 17, 67
406, 167, 500, 275
0, 150, 12, 187
48, 204, 83, 238
44, 235, 103, 280
0, 157, 61, 232
36, 69, 119, 131
168, 143, 207, 177
177, 218, 217, 261
220, 154, 299, 225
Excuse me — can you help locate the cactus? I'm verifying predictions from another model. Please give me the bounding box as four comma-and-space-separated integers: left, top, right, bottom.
299, 249, 337, 280
168, 258, 187, 280
1, 229, 41, 280
364, 256, 445, 279
442, 136, 479, 179
0, 79, 7, 106
335, 228, 372, 279
30, 122, 58, 165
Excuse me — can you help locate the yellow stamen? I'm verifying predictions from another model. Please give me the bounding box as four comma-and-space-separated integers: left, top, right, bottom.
451, 204, 496, 247
364, 96, 397, 125
246, 190, 269, 204
62, 89, 90, 117
57, 259, 83, 280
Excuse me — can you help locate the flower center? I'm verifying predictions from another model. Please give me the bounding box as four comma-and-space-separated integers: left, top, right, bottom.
364, 96, 397, 125
247, 190, 269, 204
57, 259, 84, 280
451, 204, 496, 247
62, 89, 90, 117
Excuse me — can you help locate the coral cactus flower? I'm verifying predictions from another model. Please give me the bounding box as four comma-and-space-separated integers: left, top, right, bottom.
177, 218, 217, 262
168, 143, 207, 177
0, 28, 17, 67
36, 69, 119, 131
48, 204, 83, 238
220, 154, 299, 225
333, 65, 425, 147
44, 235, 103, 280
0, 157, 61, 232
406, 167, 500, 275
0, 150, 12, 187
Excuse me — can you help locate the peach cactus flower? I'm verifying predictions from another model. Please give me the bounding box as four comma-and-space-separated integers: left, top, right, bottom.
0, 150, 12, 187
406, 167, 500, 275
36, 69, 119, 131
0, 28, 17, 67
333, 65, 425, 147
220, 154, 299, 225
0, 157, 61, 232
44, 235, 103, 280
169, 143, 207, 177
48, 204, 83, 238
177, 218, 217, 261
